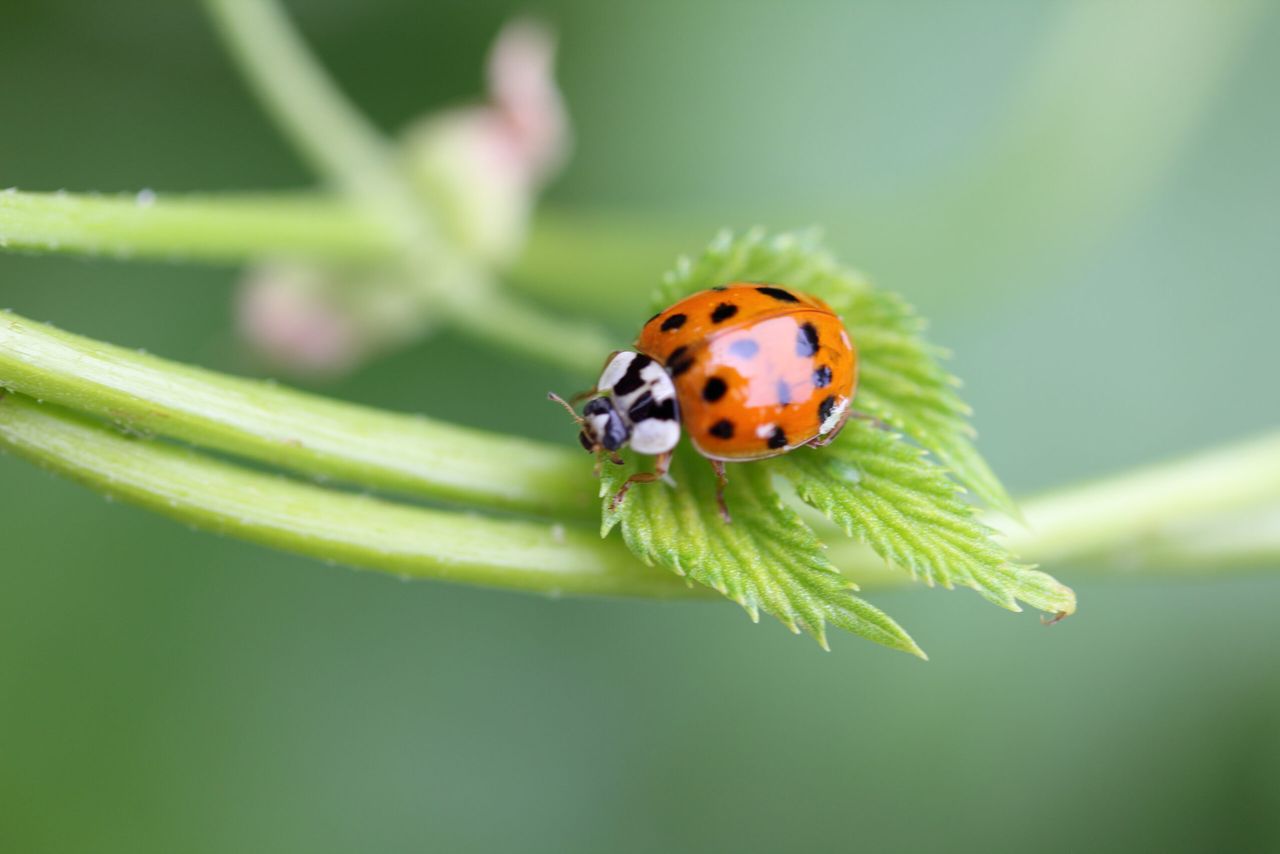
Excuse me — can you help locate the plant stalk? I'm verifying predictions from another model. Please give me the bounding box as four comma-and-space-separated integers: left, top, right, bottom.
0, 392, 689, 599
202, 0, 612, 373
0, 310, 591, 517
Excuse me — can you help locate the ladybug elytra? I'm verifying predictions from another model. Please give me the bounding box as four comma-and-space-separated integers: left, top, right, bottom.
550, 282, 856, 521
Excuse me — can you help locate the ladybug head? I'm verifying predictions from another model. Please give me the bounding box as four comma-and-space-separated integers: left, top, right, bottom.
579, 396, 630, 452
546, 391, 626, 464
548, 350, 681, 462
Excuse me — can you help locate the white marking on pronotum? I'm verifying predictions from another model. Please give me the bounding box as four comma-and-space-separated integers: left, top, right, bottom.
597, 351, 634, 391
630, 418, 679, 454
638, 359, 669, 390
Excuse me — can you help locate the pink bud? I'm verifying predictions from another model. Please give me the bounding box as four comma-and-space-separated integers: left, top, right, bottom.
237, 265, 364, 376
486, 18, 571, 187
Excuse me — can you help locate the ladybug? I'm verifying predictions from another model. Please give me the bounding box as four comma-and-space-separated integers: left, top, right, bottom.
550, 282, 856, 521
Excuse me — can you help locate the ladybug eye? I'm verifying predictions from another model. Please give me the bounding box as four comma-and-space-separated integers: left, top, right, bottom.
577, 430, 594, 452
583, 397, 612, 417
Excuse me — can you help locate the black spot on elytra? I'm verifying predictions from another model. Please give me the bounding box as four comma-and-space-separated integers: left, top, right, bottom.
666, 345, 694, 377
729, 339, 759, 359
766, 426, 788, 449
711, 302, 738, 323
776, 379, 792, 406
709, 419, 735, 439
660, 313, 687, 332
612, 354, 652, 395
813, 364, 832, 388
702, 377, 727, 402
797, 322, 819, 357
711, 285, 727, 291
756, 286, 799, 303
818, 394, 837, 422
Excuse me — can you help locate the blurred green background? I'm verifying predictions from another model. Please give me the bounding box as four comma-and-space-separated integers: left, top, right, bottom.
3, 1, 1279, 851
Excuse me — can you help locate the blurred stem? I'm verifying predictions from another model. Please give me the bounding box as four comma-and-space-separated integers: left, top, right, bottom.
202, 0, 439, 247
2, 0, 1262, 338
827, 433, 1280, 580
0, 392, 687, 600
3, 305, 1280, 594
0, 309, 591, 518
0, 189, 685, 306
0, 190, 391, 262
1003, 434, 1280, 573
201, 0, 610, 372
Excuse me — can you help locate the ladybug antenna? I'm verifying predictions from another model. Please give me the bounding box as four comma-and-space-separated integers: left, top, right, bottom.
546, 391, 584, 426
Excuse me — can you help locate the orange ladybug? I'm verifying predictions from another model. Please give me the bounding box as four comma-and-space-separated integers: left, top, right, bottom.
550, 283, 856, 521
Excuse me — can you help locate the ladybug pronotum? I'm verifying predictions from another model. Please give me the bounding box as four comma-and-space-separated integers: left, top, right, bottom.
550, 282, 856, 521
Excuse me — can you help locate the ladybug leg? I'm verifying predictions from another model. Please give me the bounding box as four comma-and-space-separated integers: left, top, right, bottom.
708, 459, 732, 524
609, 451, 672, 511
851, 410, 891, 431
591, 450, 626, 478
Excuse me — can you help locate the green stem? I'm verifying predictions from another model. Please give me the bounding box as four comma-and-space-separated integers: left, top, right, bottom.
0, 392, 687, 599
202, 0, 431, 240
0, 189, 390, 262
0, 189, 685, 317
0, 309, 591, 517
823, 433, 1280, 578
3, 380, 1277, 599
5, 307, 1280, 587
1002, 433, 1280, 571
202, 0, 611, 373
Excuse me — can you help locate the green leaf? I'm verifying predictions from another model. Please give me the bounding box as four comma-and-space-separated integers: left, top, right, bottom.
841, 287, 1018, 518
660, 228, 1018, 516
771, 420, 1075, 616
600, 449, 925, 656
594, 228, 1075, 651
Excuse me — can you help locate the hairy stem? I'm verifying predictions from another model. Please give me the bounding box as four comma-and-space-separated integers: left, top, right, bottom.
5, 308, 1279, 588
0, 310, 591, 517
0, 393, 686, 599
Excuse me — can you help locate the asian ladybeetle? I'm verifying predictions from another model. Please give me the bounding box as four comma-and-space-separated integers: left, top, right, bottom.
550, 282, 856, 521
